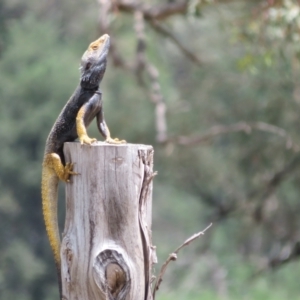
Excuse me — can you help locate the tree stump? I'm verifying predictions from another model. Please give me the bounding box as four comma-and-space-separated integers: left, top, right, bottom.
61, 142, 156, 300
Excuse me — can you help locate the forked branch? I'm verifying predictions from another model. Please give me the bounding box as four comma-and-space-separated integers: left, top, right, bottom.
152, 223, 213, 299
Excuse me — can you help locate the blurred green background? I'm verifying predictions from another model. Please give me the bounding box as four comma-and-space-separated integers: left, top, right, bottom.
1, 0, 300, 299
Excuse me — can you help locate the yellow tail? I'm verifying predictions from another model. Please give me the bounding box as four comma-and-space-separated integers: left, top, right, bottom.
41, 165, 61, 266
41, 164, 63, 299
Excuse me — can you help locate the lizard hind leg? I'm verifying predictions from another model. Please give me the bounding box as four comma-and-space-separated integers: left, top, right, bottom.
50, 153, 79, 182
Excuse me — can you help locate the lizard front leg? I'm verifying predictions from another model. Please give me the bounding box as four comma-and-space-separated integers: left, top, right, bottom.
76, 104, 97, 145
96, 110, 126, 144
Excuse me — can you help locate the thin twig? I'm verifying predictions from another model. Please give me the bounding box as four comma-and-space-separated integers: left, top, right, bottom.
152, 223, 213, 299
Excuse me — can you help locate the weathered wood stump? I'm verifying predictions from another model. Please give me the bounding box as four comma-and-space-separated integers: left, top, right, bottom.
61, 142, 156, 300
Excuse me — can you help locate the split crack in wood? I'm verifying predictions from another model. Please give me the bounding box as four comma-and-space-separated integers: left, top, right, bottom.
138, 148, 157, 300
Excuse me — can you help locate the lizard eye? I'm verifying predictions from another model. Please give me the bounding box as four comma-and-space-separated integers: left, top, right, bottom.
92, 45, 98, 50
85, 62, 91, 70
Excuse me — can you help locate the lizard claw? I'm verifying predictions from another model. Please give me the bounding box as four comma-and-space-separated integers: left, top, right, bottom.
62, 162, 79, 182
49, 153, 79, 182
105, 137, 126, 144
79, 134, 97, 145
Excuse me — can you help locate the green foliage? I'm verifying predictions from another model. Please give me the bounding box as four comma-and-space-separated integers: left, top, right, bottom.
0, 13, 81, 300
233, 0, 300, 73
1, 1, 300, 299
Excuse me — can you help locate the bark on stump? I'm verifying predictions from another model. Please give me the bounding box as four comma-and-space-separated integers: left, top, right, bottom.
61, 142, 156, 300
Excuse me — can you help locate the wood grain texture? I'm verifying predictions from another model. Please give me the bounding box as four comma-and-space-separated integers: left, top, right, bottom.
61, 142, 155, 300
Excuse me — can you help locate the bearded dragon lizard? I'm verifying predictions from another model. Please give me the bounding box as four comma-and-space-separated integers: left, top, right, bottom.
41, 34, 125, 298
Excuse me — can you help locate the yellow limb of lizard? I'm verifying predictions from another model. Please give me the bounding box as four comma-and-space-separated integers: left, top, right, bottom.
103, 121, 126, 144
76, 104, 126, 145
76, 106, 97, 145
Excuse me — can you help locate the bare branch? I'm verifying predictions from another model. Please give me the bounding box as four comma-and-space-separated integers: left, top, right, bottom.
104, 0, 201, 66
133, 11, 168, 142
114, 0, 189, 21
174, 121, 297, 150
98, 0, 111, 31
250, 241, 300, 279
248, 154, 300, 223
97, 1, 169, 142
145, 64, 168, 142
98, 0, 132, 70
149, 20, 202, 66
152, 223, 213, 299
268, 241, 300, 269
252, 154, 300, 199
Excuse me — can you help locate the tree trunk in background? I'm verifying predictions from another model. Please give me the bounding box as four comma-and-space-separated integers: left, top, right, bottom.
60, 142, 156, 300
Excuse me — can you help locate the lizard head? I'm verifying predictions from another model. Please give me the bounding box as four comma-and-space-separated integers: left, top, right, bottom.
80, 34, 110, 89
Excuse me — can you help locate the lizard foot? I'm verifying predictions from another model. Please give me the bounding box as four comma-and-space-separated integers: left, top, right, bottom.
62, 162, 79, 182
105, 137, 126, 144
49, 153, 79, 182
79, 134, 97, 145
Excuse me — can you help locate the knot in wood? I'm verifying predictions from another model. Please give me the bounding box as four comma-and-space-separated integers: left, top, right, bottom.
106, 263, 126, 297
93, 249, 131, 300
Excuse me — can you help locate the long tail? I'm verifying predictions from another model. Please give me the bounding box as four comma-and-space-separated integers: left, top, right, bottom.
41, 164, 62, 298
